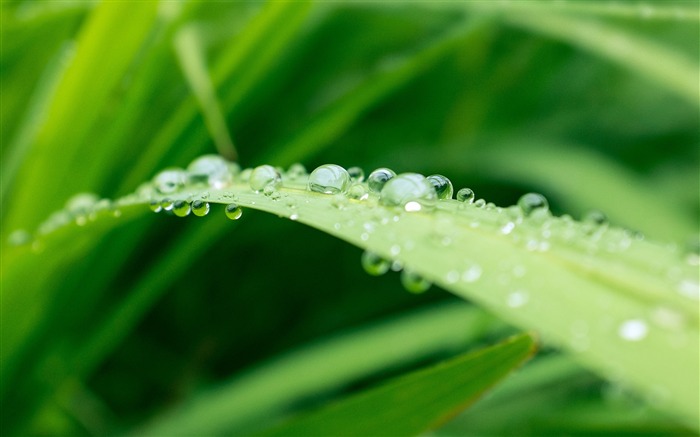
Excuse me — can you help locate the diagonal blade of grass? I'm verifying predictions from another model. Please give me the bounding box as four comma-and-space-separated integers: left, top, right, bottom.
133, 302, 505, 436
259, 333, 536, 437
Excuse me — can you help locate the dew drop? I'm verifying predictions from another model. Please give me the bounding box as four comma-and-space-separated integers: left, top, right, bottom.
380, 173, 436, 210
238, 168, 252, 182
583, 210, 608, 226
426, 174, 454, 200
347, 183, 367, 200
66, 192, 99, 212
225, 203, 243, 220
153, 168, 187, 194
401, 269, 431, 294
187, 154, 234, 188
149, 200, 162, 213
618, 319, 648, 342
456, 188, 474, 203
347, 166, 365, 183
191, 200, 210, 217
518, 192, 548, 216
8, 229, 31, 247
462, 264, 482, 283
367, 168, 396, 193
361, 251, 390, 276
286, 163, 307, 180
172, 200, 191, 217
308, 164, 350, 194
507, 290, 529, 308
249, 165, 281, 192
161, 198, 174, 211
474, 199, 486, 208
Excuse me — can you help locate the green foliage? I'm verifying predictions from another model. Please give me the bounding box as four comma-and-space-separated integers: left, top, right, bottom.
1, 1, 698, 436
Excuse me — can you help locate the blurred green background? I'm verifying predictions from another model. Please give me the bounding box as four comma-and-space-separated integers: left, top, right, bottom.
1, 1, 698, 435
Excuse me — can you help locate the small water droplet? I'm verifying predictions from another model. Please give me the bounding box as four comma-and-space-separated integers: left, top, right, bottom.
473, 199, 486, 208
347, 166, 365, 183
462, 264, 482, 282
250, 165, 281, 192
66, 192, 99, 212
390, 244, 401, 256
347, 183, 367, 200
446, 270, 460, 284
8, 229, 31, 246
287, 163, 307, 180
518, 192, 548, 216
618, 319, 648, 342
187, 154, 234, 188
153, 168, 187, 194
161, 198, 174, 211
361, 251, 390, 276
507, 290, 529, 308
173, 200, 191, 217
427, 174, 454, 200
401, 269, 431, 294
501, 222, 515, 234
149, 200, 163, 213
583, 210, 608, 226
225, 203, 242, 220
380, 173, 436, 210
308, 164, 351, 194
456, 188, 474, 203
677, 279, 699, 300
367, 168, 396, 193
191, 200, 210, 217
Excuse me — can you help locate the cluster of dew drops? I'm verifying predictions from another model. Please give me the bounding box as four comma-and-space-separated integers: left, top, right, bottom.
15, 154, 699, 348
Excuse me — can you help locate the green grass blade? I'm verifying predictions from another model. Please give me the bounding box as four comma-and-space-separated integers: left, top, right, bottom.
135, 303, 505, 436
23, 167, 699, 428
260, 333, 536, 437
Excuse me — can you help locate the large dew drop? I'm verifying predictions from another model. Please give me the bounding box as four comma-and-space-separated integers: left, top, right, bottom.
308, 164, 350, 194
173, 200, 191, 217
380, 173, 436, 211
456, 188, 475, 203
225, 203, 243, 220
361, 251, 390, 276
250, 165, 282, 192
427, 174, 453, 200
154, 168, 187, 194
367, 168, 396, 193
347, 166, 365, 183
187, 154, 236, 189
191, 200, 210, 217
518, 192, 549, 216
400, 269, 431, 293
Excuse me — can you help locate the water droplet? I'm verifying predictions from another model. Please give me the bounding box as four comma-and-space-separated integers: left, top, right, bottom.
501, 222, 515, 234
173, 200, 191, 217
238, 168, 252, 182
347, 166, 365, 183
249, 165, 281, 192
361, 251, 390, 276
161, 198, 174, 211
66, 192, 99, 212
8, 229, 31, 246
462, 264, 482, 282
149, 200, 163, 213
618, 319, 648, 342
225, 203, 243, 220
187, 154, 234, 188
367, 168, 396, 193
380, 173, 436, 210
677, 279, 699, 300
347, 183, 367, 200
401, 269, 431, 294
153, 168, 187, 194
191, 200, 210, 217
445, 270, 460, 284
518, 192, 548, 216
286, 163, 307, 180
308, 164, 350, 194
456, 188, 474, 203
473, 199, 486, 208
263, 185, 278, 197
427, 174, 453, 200
583, 210, 608, 226
507, 290, 529, 308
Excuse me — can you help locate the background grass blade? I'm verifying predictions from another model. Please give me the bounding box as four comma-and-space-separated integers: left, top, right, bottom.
260, 333, 536, 437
